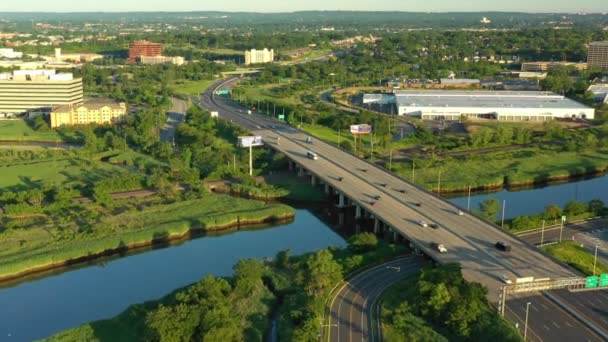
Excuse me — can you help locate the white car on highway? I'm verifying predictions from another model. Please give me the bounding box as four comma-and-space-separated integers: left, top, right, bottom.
498, 274, 512, 284
417, 220, 428, 227
456, 209, 464, 216
431, 243, 447, 253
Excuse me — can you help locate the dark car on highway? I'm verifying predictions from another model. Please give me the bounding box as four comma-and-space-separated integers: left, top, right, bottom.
495, 242, 512, 252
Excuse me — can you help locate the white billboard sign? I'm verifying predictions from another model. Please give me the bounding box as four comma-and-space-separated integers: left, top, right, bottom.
238, 136, 264, 147
350, 124, 373, 134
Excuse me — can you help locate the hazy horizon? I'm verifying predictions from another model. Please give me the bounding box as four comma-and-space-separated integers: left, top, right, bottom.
0, 0, 606, 13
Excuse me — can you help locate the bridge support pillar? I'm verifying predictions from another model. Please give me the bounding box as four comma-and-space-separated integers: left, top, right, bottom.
337, 193, 345, 208
338, 212, 344, 226
311, 175, 317, 186
288, 160, 294, 171
355, 205, 362, 219
374, 218, 380, 234
297, 166, 305, 177
392, 230, 399, 242
324, 184, 330, 195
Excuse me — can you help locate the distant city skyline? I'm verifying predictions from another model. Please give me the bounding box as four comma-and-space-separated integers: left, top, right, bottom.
0, 0, 606, 13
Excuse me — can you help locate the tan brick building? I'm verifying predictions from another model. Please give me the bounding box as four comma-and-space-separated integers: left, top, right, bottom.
50, 100, 127, 128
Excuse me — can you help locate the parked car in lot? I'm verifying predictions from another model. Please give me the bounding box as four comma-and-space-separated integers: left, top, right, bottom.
495, 242, 512, 252
418, 220, 428, 227
431, 242, 447, 253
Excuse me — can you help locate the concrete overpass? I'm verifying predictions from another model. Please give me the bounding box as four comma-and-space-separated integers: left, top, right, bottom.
197, 77, 608, 340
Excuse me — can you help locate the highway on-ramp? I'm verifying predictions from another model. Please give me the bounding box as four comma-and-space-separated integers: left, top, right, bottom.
327, 256, 422, 342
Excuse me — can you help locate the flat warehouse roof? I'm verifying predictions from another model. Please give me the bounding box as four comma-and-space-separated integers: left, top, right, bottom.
394, 90, 591, 110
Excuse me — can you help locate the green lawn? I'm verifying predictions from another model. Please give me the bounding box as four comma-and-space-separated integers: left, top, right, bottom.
394, 147, 608, 192
236, 82, 302, 108
542, 241, 608, 276
0, 120, 63, 142
264, 172, 327, 202
0, 156, 135, 191
0, 194, 294, 280
170, 79, 217, 96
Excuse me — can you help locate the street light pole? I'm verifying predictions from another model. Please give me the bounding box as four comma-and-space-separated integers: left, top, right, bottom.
594, 245, 599, 276
437, 170, 441, 195
559, 217, 565, 243
501, 200, 506, 228
524, 302, 531, 341
540, 219, 545, 246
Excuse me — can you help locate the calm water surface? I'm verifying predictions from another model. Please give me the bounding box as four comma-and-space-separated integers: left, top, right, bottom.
447, 175, 608, 219
0, 209, 345, 341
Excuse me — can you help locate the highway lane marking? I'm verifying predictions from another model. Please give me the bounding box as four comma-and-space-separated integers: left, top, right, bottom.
361, 264, 421, 342
504, 304, 544, 342
326, 257, 417, 342
344, 262, 421, 342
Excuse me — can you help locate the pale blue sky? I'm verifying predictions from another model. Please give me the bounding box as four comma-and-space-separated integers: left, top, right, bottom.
0, 0, 606, 13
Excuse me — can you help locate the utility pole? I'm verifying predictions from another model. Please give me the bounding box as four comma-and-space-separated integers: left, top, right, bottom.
389, 149, 393, 171
559, 216, 565, 243
249, 145, 253, 176
437, 170, 441, 195
467, 184, 471, 211
524, 302, 531, 341
501, 200, 506, 228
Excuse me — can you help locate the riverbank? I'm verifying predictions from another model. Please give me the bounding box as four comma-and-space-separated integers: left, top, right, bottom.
0, 195, 294, 283
45, 236, 406, 342
393, 147, 608, 194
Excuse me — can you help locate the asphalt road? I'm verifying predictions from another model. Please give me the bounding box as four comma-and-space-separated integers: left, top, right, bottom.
160, 97, 188, 143
506, 292, 605, 342
198, 77, 608, 341
327, 256, 422, 342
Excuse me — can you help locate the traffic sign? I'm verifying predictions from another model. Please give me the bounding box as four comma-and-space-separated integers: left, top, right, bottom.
586, 276, 599, 288
600, 274, 608, 287
278, 114, 285, 121
561, 215, 566, 222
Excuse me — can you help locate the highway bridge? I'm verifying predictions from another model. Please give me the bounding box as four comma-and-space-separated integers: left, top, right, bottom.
197, 77, 608, 341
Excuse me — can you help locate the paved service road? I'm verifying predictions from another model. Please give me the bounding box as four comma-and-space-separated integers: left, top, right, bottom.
327, 256, 422, 342
161, 97, 188, 143
198, 77, 608, 341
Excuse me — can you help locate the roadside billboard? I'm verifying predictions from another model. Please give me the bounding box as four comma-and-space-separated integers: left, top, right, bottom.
210, 111, 219, 118
350, 124, 373, 134
238, 136, 264, 147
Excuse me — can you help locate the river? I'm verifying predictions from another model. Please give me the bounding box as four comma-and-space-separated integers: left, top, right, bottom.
0, 208, 346, 341
447, 175, 608, 219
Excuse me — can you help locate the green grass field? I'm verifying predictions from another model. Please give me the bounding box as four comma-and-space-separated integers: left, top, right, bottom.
0, 156, 135, 191
542, 241, 608, 276
170, 79, 217, 96
0, 120, 63, 142
0, 194, 294, 280
394, 147, 608, 192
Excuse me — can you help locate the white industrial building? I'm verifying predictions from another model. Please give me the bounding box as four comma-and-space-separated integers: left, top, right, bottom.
381, 90, 594, 121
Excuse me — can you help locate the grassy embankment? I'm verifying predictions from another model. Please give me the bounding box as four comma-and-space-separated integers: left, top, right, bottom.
264, 172, 327, 202
394, 146, 608, 193
0, 194, 294, 282
0, 120, 64, 142
170, 79, 217, 96
542, 241, 608, 275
